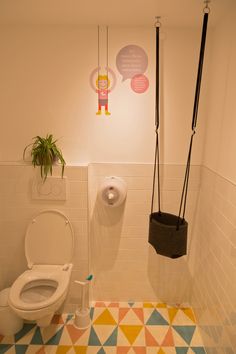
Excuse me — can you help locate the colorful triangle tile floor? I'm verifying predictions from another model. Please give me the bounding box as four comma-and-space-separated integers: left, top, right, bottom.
0, 302, 206, 353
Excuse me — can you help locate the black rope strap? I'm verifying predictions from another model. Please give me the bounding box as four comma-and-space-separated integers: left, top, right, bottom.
151, 11, 209, 228
177, 12, 209, 228
151, 25, 161, 215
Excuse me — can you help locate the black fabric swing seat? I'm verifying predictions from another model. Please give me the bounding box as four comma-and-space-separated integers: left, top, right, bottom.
149, 212, 188, 259
148, 9, 209, 259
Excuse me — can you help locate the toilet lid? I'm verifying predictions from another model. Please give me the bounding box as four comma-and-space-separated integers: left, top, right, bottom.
25, 210, 74, 266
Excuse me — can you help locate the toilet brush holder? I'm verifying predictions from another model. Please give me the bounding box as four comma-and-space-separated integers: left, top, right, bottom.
74, 307, 90, 329
73, 275, 93, 329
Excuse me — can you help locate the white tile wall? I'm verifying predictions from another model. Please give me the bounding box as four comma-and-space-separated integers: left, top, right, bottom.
0, 163, 88, 312
191, 166, 236, 354
4, 161, 226, 330
89, 163, 201, 304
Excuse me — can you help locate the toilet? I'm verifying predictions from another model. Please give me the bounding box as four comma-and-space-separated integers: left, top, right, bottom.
8, 210, 74, 327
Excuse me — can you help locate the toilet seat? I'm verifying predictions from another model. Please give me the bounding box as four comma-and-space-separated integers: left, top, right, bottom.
9, 265, 71, 311
9, 210, 74, 326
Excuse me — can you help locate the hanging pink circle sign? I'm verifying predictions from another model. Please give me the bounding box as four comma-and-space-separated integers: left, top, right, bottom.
131, 74, 149, 93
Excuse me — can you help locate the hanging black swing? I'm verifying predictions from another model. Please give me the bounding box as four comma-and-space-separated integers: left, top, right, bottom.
149, 3, 210, 259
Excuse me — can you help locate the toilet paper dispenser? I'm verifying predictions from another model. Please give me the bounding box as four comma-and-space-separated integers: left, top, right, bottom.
98, 176, 127, 207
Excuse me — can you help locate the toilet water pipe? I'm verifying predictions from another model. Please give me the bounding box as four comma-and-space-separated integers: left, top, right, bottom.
74, 274, 93, 314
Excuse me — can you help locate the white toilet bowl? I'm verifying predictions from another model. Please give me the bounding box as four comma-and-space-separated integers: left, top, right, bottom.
9, 210, 74, 327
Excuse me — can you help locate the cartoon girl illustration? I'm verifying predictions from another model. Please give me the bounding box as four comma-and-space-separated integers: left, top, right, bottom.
90, 67, 116, 115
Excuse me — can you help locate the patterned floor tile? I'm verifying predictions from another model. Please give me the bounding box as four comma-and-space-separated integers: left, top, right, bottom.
13, 344, 28, 354
45, 327, 64, 345
25, 346, 38, 354
119, 309, 144, 325
93, 309, 117, 325
43, 326, 65, 345
0, 335, 15, 345
0, 302, 206, 353
132, 347, 147, 354
55, 345, 75, 354
145, 309, 169, 326
73, 346, 87, 354
172, 310, 196, 326
119, 325, 145, 346
172, 326, 196, 346
63, 324, 89, 345
25, 345, 47, 353
116, 347, 131, 354
0, 344, 14, 354
143, 302, 155, 308
190, 348, 206, 354
145, 326, 171, 347
94, 301, 107, 307
91, 325, 117, 346
51, 315, 64, 325
84, 346, 102, 353
190, 328, 205, 347
158, 348, 177, 354
100, 347, 117, 353
14, 324, 36, 345
156, 303, 167, 309
175, 348, 189, 354
42, 345, 58, 353
108, 302, 120, 308
168, 308, 179, 324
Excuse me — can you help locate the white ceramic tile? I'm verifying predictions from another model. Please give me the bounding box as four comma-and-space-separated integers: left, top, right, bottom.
215, 175, 232, 199
121, 225, 149, 237
0, 164, 88, 307
118, 237, 148, 250
192, 166, 236, 353
65, 193, 88, 208
124, 201, 150, 214
0, 163, 202, 312
61, 166, 88, 181
68, 207, 88, 220
126, 189, 152, 203
122, 213, 149, 228
69, 180, 88, 194
68, 208, 87, 221
91, 163, 153, 177
124, 176, 153, 190
90, 163, 200, 304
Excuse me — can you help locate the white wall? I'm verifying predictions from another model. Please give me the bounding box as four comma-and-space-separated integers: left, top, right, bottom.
0, 164, 88, 312
191, 4, 236, 353
0, 22, 212, 317
0, 26, 95, 164
0, 25, 207, 165
202, 8, 236, 183
89, 163, 200, 303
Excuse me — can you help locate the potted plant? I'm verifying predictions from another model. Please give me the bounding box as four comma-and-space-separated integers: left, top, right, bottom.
23, 134, 66, 181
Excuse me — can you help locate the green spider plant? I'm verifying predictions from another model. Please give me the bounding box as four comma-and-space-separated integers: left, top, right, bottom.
23, 134, 66, 181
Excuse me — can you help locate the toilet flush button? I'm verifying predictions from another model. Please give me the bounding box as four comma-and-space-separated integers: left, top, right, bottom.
32, 177, 67, 201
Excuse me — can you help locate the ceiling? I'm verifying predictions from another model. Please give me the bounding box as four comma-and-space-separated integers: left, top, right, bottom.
0, 0, 234, 27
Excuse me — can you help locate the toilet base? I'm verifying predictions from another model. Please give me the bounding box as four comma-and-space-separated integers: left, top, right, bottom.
37, 313, 54, 327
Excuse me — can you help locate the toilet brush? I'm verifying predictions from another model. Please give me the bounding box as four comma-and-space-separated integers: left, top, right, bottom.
74, 274, 93, 329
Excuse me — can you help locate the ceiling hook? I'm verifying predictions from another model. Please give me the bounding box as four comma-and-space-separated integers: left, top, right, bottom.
155, 16, 161, 28
203, 0, 211, 13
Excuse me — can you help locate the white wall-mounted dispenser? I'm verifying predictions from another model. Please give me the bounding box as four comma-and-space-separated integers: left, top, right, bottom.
98, 176, 127, 207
